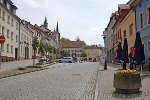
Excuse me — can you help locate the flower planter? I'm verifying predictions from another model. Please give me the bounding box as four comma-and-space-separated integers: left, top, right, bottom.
113, 73, 142, 94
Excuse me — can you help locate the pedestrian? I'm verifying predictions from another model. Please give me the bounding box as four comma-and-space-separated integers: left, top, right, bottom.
128, 47, 133, 69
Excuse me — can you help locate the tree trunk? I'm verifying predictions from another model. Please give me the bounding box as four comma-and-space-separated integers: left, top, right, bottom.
33, 50, 36, 66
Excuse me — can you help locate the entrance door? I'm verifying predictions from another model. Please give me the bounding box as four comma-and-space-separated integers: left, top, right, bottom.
15, 48, 18, 60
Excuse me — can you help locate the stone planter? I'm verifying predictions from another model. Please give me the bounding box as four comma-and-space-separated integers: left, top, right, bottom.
113, 73, 142, 94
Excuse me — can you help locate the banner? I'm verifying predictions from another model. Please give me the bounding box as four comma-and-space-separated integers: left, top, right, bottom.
99, 53, 106, 66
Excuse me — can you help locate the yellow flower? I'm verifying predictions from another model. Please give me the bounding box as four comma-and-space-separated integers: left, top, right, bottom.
116, 69, 137, 74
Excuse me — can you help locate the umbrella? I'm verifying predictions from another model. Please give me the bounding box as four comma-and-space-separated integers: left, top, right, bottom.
115, 42, 122, 63
132, 32, 145, 75
132, 32, 145, 65
120, 38, 129, 70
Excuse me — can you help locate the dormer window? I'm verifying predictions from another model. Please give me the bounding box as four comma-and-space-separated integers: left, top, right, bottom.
7, 2, 11, 11
0, 0, 4, 3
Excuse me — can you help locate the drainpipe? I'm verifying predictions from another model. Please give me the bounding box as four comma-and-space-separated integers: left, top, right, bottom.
18, 20, 21, 60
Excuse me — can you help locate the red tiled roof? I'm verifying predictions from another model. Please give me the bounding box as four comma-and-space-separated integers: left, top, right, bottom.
60, 41, 85, 48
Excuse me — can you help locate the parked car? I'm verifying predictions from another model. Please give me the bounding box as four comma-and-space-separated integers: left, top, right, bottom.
38, 56, 49, 62
57, 57, 73, 63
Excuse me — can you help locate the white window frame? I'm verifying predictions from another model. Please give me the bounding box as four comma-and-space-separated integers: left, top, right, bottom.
139, 12, 144, 29
7, 44, 9, 52
16, 35, 18, 42
2, 11, 5, 20
147, 6, 150, 25
7, 29, 9, 38
129, 23, 133, 36
7, 15, 10, 24
2, 26, 4, 35
148, 41, 150, 58
11, 18, 13, 26
0, 8, 1, 18
16, 22, 18, 30
11, 32, 13, 40
11, 45, 13, 53
0, 44, 3, 50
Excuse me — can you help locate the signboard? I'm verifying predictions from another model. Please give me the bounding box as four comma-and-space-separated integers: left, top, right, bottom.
0, 36, 5, 44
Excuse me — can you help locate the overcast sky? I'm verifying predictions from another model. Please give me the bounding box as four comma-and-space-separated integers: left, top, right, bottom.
12, 0, 129, 46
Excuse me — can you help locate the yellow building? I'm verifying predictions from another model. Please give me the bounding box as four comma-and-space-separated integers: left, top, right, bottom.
120, 9, 136, 53
84, 45, 102, 62
0, 1, 20, 62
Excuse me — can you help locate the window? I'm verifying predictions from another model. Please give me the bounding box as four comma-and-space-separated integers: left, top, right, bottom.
21, 45, 22, 54
2, 26, 4, 35
11, 46, 13, 53
129, 24, 133, 35
123, 30, 126, 37
7, 29, 9, 38
0, 8, 1, 18
147, 7, 150, 24
71, 50, 73, 52
140, 13, 143, 29
11, 18, 13, 26
1, 44, 4, 50
11, 32, 13, 40
7, 44, 9, 52
2, 11, 5, 20
148, 42, 150, 58
7, 15, 10, 23
0, 25, 1, 34
7, 3, 11, 11
16, 35, 18, 42
16, 22, 18, 30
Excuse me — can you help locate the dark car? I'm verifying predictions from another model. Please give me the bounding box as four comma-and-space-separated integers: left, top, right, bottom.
38, 56, 49, 62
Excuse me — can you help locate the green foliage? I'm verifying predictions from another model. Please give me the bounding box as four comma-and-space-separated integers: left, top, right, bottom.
32, 37, 39, 50
53, 46, 56, 54
48, 45, 53, 53
39, 41, 45, 54
44, 43, 49, 53
60, 37, 70, 42
80, 50, 87, 58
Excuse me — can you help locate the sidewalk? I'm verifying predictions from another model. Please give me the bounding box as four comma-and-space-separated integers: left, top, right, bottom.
96, 63, 150, 100
0, 59, 38, 72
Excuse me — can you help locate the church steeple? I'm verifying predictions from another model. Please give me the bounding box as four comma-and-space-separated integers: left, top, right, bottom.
56, 21, 59, 33
44, 17, 48, 28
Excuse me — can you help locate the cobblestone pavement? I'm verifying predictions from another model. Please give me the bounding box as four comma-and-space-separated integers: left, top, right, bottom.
0, 59, 38, 72
97, 63, 150, 100
0, 62, 99, 100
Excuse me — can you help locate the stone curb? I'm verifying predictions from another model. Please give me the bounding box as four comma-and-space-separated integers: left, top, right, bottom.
0, 62, 59, 79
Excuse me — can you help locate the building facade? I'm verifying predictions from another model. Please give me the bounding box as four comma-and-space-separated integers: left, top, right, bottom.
19, 21, 33, 60
0, 0, 20, 62
84, 45, 102, 62
105, 13, 116, 63
133, 0, 150, 68
60, 41, 85, 58
120, 9, 136, 54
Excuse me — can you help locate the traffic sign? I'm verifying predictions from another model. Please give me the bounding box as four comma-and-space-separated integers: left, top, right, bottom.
0, 36, 5, 44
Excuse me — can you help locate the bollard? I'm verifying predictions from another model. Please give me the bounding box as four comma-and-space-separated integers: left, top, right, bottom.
104, 60, 107, 70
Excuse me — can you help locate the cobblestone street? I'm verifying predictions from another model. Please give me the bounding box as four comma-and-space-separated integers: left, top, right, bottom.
97, 63, 150, 100
0, 62, 98, 100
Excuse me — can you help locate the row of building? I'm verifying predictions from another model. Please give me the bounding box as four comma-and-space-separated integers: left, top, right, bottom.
0, 0, 60, 62
103, 0, 150, 69
0, 0, 103, 62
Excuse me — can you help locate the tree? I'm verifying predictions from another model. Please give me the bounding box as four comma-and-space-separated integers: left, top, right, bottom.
60, 37, 70, 42
80, 50, 87, 58
39, 41, 45, 56
32, 37, 39, 66
75, 36, 80, 41
47, 44, 53, 62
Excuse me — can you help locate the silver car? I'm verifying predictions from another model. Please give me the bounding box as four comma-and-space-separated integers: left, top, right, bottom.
57, 57, 73, 63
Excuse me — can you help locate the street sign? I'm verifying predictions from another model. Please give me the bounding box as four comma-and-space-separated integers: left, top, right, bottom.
0, 36, 5, 44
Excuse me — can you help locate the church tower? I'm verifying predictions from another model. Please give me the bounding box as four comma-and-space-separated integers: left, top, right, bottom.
56, 21, 59, 33
44, 17, 48, 28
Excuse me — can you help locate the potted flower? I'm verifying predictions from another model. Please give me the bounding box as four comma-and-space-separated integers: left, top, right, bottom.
113, 69, 142, 94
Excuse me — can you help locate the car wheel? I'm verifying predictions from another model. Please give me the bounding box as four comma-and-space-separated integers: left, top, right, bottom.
59, 60, 62, 63
69, 61, 72, 63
